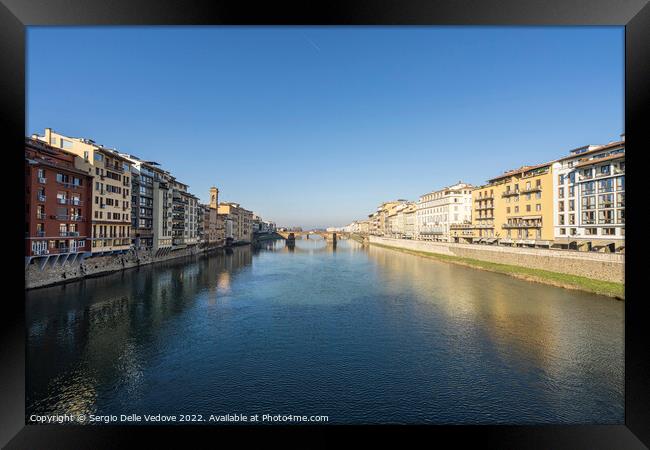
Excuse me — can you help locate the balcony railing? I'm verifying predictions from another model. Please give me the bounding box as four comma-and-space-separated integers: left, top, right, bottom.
476, 195, 494, 200
521, 186, 542, 194
57, 198, 68, 204
502, 222, 542, 229
70, 215, 84, 221
36, 212, 46, 220
501, 190, 519, 197
35, 230, 45, 237
37, 194, 46, 202
38, 177, 47, 184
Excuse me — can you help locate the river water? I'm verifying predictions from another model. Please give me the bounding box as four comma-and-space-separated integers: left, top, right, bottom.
26, 237, 624, 424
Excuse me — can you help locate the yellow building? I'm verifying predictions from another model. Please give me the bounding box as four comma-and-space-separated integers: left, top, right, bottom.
451, 162, 555, 247
32, 129, 133, 254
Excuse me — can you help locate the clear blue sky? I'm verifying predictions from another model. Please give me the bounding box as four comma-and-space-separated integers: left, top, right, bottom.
27, 27, 623, 230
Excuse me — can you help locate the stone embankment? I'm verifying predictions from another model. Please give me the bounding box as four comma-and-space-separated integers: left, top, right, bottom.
367, 236, 624, 284
25, 244, 223, 290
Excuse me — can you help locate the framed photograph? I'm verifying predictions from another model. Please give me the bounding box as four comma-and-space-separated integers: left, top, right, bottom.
2, 0, 649, 447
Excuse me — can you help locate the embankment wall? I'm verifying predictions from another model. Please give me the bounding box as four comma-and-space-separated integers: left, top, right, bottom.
368, 236, 624, 283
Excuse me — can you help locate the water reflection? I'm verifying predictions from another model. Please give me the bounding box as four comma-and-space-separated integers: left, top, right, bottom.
26, 240, 623, 424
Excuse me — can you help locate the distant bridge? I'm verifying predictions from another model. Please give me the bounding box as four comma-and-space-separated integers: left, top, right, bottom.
276, 230, 350, 242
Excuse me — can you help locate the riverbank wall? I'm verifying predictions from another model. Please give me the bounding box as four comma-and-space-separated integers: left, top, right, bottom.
368, 236, 624, 284
25, 244, 225, 290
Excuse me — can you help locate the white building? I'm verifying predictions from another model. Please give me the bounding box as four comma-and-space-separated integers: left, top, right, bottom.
416, 182, 473, 242
551, 135, 625, 252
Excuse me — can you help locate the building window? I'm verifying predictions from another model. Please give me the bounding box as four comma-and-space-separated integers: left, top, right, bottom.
559, 228, 566, 235
582, 211, 596, 225
535, 204, 541, 211
599, 194, 614, 209
599, 179, 614, 193
558, 187, 564, 198
603, 228, 615, 236
582, 196, 596, 210
583, 181, 595, 195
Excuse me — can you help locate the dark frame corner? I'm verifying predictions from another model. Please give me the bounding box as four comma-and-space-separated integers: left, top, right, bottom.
2, 0, 649, 448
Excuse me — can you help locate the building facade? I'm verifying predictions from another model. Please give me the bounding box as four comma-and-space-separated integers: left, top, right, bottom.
552, 136, 625, 252
25, 138, 93, 266
32, 129, 133, 255
152, 169, 174, 255
416, 182, 473, 242
217, 202, 253, 243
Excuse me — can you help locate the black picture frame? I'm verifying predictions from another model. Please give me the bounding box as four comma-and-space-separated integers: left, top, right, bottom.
2, 0, 649, 447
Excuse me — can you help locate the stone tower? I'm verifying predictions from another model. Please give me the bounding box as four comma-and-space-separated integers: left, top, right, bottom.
209, 186, 219, 209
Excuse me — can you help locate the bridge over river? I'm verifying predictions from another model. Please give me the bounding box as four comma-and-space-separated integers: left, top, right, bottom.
276, 230, 350, 242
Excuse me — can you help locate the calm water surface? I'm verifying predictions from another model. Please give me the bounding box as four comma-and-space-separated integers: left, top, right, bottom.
26, 237, 624, 424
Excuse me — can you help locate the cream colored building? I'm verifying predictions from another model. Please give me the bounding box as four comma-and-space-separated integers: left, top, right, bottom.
32, 128, 133, 254
416, 182, 473, 242
218, 202, 253, 243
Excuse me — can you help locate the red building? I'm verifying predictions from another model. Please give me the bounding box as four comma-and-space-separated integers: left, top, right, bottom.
25, 138, 93, 267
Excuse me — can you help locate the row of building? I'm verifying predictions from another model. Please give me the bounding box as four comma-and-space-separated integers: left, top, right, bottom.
341, 135, 625, 252
25, 128, 276, 265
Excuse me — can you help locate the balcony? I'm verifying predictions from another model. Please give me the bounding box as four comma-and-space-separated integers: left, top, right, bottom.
476, 195, 494, 200
54, 214, 70, 221
521, 186, 542, 194
502, 222, 542, 229
37, 194, 46, 202
501, 190, 519, 197
57, 198, 68, 205
70, 199, 83, 206
70, 215, 84, 221
59, 182, 82, 189
35, 230, 45, 237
